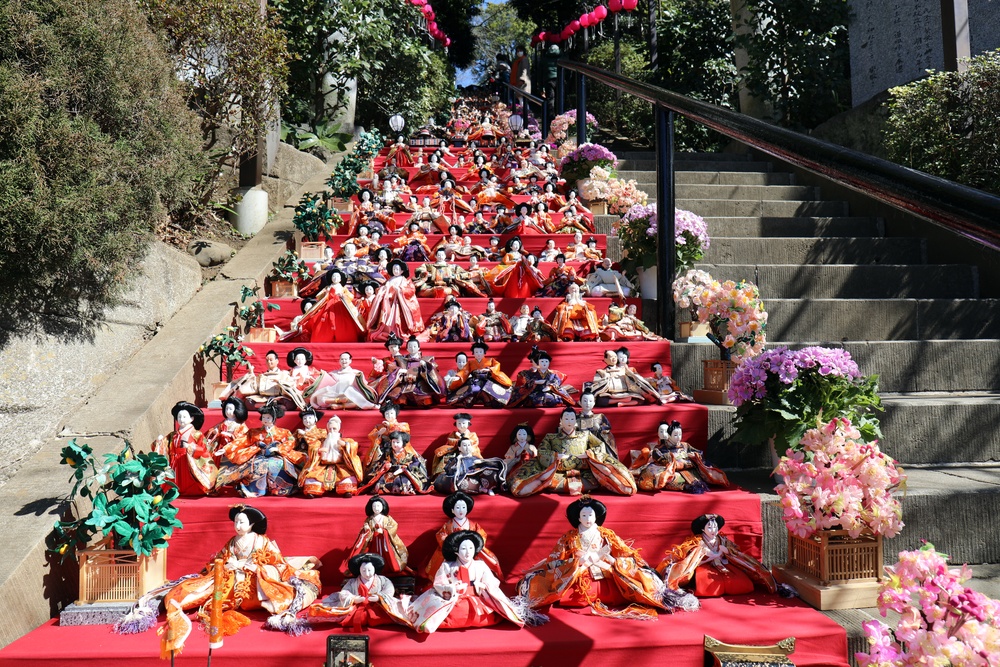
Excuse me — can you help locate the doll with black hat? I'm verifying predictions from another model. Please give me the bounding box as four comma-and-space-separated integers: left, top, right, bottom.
657, 514, 782, 598
424, 297, 475, 342
507, 349, 576, 408
628, 420, 731, 494
308, 553, 413, 630
409, 530, 525, 633
444, 337, 513, 408
432, 436, 507, 496
362, 430, 430, 495
216, 401, 304, 497
344, 496, 412, 576
368, 332, 404, 395
423, 491, 503, 581
379, 336, 443, 408
517, 496, 684, 620
394, 219, 433, 262
365, 401, 411, 468
152, 401, 215, 496
430, 412, 482, 476
205, 396, 249, 474
159, 505, 322, 653
366, 259, 426, 342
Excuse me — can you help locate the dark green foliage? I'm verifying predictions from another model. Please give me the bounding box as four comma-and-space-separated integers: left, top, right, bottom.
355, 49, 455, 133
292, 191, 343, 242
885, 52, 1000, 196
50, 440, 183, 561
0, 0, 204, 345
583, 39, 654, 144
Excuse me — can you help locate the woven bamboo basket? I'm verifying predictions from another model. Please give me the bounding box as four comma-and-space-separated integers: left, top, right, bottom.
787, 529, 883, 586
77, 546, 166, 604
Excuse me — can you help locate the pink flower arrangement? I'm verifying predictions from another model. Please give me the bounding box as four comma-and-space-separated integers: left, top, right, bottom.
581, 166, 649, 213
559, 142, 618, 183
546, 109, 599, 144
695, 278, 767, 362
775, 417, 905, 539
672, 269, 715, 315
612, 204, 711, 273
858, 544, 1000, 667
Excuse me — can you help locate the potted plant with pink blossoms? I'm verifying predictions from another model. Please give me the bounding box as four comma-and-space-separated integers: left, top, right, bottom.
612, 203, 712, 295
559, 142, 618, 184
546, 109, 599, 146
695, 278, 767, 362
672, 269, 714, 339
858, 544, 1000, 667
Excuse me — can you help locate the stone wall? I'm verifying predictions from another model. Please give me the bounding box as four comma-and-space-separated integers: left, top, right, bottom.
969, 0, 1000, 54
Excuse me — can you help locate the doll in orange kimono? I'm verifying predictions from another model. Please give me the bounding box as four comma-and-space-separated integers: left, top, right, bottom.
153, 401, 216, 496
158, 505, 321, 655
550, 283, 601, 341
628, 420, 731, 494
215, 402, 304, 497
394, 220, 433, 262
445, 339, 512, 408
540, 253, 586, 297
307, 553, 412, 630
422, 492, 503, 581
429, 412, 481, 476
344, 495, 412, 576
409, 531, 526, 633
205, 397, 250, 474
298, 414, 364, 497
366, 260, 426, 342
657, 514, 780, 598
517, 497, 687, 620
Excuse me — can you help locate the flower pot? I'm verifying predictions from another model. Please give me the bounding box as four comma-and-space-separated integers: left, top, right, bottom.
636, 265, 657, 299
692, 359, 737, 405
678, 320, 711, 342
772, 529, 883, 610
77, 546, 167, 604
267, 278, 297, 298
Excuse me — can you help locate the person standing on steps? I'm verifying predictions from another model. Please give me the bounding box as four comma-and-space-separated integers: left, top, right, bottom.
510, 44, 531, 114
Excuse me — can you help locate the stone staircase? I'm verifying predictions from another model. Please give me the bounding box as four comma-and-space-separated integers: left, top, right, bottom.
597, 148, 1000, 661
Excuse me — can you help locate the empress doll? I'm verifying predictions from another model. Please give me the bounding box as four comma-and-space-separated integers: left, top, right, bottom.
344, 496, 412, 575
205, 397, 250, 472
540, 254, 585, 297
380, 336, 444, 408
488, 236, 545, 298
366, 259, 425, 342
422, 491, 503, 581
152, 401, 215, 496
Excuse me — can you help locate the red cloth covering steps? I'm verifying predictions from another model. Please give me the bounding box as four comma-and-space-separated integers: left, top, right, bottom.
201, 402, 709, 463
320, 232, 608, 250
0, 599, 848, 667
263, 298, 640, 332
233, 340, 665, 400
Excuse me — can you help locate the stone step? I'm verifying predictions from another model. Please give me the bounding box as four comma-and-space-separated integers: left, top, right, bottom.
619, 170, 794, 186
704, 217, 883, 238
702, 237, 925, 265
670, 339, 1000, 397
674, 184, 821, 201
618, 159, 773, 172
702, 394, 1000, 468
618, 151, 752, 161
695, 263, 976, 298
668, 198, 848, 217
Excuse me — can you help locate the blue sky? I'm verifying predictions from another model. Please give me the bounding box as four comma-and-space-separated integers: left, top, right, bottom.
456, 0, 503, 87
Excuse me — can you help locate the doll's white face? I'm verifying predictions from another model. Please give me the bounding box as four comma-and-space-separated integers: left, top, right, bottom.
455, 354, 467, 370
392, 264, 404, 277
176, 409, 193, 427
546, 240, 555, 250
578, 507, 597, 530
452, 499, 469, 519
436, 249, 447, 261
602, 258, 613, 270
703, 518, 719, 540
516, 428, 528, 445
365, 285, 375, 297
388, 344, 400, 356
234, 512, 251, 536
324, 247, 334, 260
574, 232, 583, 243
603, 350, 617, 366
616, 351, 628, 366
567, 284, 580, 298
580, 393, 595, 411
327, 416, 341, 434
469, 256, 478, 268
331, 272, 342, 285
511, 240, 521, 251
383, 406, 398, 422
538, 358, 551, 372
339, 353, 352, 370
371, 501, 384, 516
519, 305, 530, 316
560, 410, 577, 433
302, 413, 317, 429
390, 436, 405, 454
261, 413, 275, 427
344, 244, 357, 259
668, 427, 682, 445
407, 340, 420, 356
473, 347, 485, 362
224, 403, 236, 419
627, 304, 637, 316
458, 440, 474, 457
486, 300, 496, 313
362, 191, 371, 202
455, 418, 470, 433
359, 562, 376, 580
457, 539, 476, 564
294, 353, 307, 368
359, 228, 369, 238
266, 354, 279, 371
652, 364, 663, 378
422, 196, 431, 206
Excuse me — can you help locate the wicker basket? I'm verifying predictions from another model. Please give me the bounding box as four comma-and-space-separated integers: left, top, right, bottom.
787, 529, 883, 586
77, 547, 166, 604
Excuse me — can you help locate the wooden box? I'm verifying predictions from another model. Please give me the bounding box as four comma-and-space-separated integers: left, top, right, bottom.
678, 320, 711, 341
268, 278, 298, 298
244, 327, 278, 343
300, 241, 327, 261
772, 529, 883, 610
589, 200, 608, 215
77, 547, 166, 604
329, 198, 353, 213
693, 359, 737, 405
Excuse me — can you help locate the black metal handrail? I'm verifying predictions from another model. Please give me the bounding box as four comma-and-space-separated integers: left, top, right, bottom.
501, 82, 549, 140
560, 59, 1000, 252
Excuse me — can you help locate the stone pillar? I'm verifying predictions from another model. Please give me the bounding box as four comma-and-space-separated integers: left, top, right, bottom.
729, 0, 768, 119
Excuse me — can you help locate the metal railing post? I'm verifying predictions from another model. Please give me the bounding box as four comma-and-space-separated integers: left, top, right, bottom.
655, 106, 676, 339
576, 72, 587, 145
557, 67, 565, 116
542, 103, 549, 144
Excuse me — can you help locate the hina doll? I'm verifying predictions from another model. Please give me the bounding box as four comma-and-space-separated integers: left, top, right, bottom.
516, 497, 678, 620
307, 553, 412, 630
540, 181, 567, 210
601, 302, 660, 341
510, 408, 635, 497
385, 135, 415, 167
430, 412, 481, 476
414, 249, 484, 298
433, 438, 507, 496
590, 348, 665, 407
432, 226, 465, 261
445, 339, 512, 408
347, 188, 379, 236
462, 255, 493, 296
501, 203, 547, 235
502, 424, 538, 484
368, 333, 403, 396
484, 235, 504, 261
559, 190, 592, 216
648, 362, 695, 403
205, 397, 250, 470
576, 390, 618, 460
298, 415, 364, 497
362, 430, 430, 495
297, 269, 366, 343
507, 350, 576, 408
552, 206, 594, 234
443, 352, 469, 393
628, 421, 731, 494
309, 351, 379, 410
365, 401, 410, 466
286, 347, 322, 397
509, 304, 532, 340
473, 173, 516, 209
216, 401, 304, 497
342, 224, 379, 258
488, 236, 545, 298
225, 349, 306, 410
522, 306, 560, 342
540, 254, 585, 297
291, 406, 326, 476
409, 531, 525, 633
538, 239, 562, 262
550, 284, 601, 341
334, 243, 386, 286
472, 298, 512, 341
354, 281, 379, 323
657, 514, 779, 597
152, 401, 215, 496
586, 258, 635, 297
425, 298, 476, 342
158, 506, 321, 654
380, 336, 444, 408
465, 212, 494, 235
533, 202, 555, 233
366, 259, 425, 342
344, 496, 411, 576
433, 181, 475, 231
423, 492, 503, 581
394, 221, 433, 262
278, 297, 317, 341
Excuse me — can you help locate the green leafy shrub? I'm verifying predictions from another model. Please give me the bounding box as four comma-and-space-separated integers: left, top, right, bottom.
582, 39, 654, 144
885, 52, 1000, 196
0, 0, 204, 345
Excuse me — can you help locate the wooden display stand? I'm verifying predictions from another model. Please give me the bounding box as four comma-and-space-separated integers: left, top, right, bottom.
329, 198, 353, 213
678, 321, 711, 342
693, 359, 737, 405
772, 529, 883, 610
704, 635, 795, 666
77, 544, 166, 604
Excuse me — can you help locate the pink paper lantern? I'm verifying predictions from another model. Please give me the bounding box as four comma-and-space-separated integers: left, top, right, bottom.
589, 11, 602, 24
609, 0, 622, 10
580, 13, 591, 27
594, 5, 608, 19
428, 20, 437, 32
570, 19, 581, 31
623, 0, 638, 10
445, 37, 451, 47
